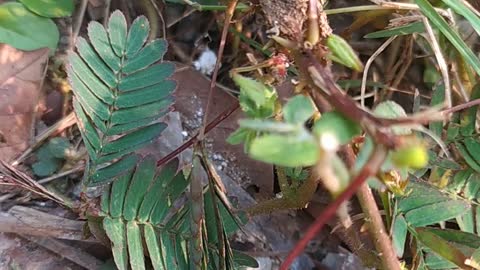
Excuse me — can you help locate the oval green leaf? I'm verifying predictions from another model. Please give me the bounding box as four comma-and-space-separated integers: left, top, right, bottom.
0, 2, 59, 52
18, 0, 74, 18
283, 95, 315, 124
249, 133, 319, 167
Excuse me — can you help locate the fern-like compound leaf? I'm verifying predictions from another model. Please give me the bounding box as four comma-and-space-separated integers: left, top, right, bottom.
68, 11, 176, 186
99, 156, 258, 270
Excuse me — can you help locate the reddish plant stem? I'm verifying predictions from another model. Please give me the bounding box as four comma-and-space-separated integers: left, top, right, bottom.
156, 103, 239, 167
199, 0, 238, 139
280, 146, 387, 270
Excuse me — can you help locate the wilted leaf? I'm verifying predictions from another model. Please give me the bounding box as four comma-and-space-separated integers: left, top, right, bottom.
0, 45, 49, 162
0, 2, 59, 52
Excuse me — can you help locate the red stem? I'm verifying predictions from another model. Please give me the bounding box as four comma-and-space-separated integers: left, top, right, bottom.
280, 147, 387, 270
156, 103, 239, 167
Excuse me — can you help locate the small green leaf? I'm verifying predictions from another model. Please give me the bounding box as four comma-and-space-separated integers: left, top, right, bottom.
429, 85, 445, 137
238, 119, 298, 133
115, 81, 175, 108
232, 74, 268, 107
392, 214, 408, 258
283, 95, 315, 124
249, 133, 319, 167
457, 209, 475, 234
102, 124, 167, 154
427, 227, 480, 249
104, 217, 128, 270
373, 101, 410, 135
123, 156, 156, 221
405, 200, 469, 227
455, 142, 480, 173
326, 34, 364, 71
144, 224, 165, 270
88, 21, 121, 72
123, 39, 167, 74
233, 250, 259, 268
447, 169, 472, 193
226, 127, 250, 145
138, 159, 178, 222
398, 180, 451, 213
0, 2, 59, 52
463, 172, 480, 200
126, 221, 145, 270
119, 63, 175, 92
48, 137, 71, 158
69, 52, 114, 105
416, 227, 470, 269
18, 0, 74, 17
108, 11, 128, 57
126, 16, 150, 58
32, 158, 61, 177
364, 21, 425, 38
313, 111, 361, 145
90, 154, 139, 185
110, 100, 171, 124
75, 38, 116, 88
461, 84, 480, 136
109, 170, 133, 218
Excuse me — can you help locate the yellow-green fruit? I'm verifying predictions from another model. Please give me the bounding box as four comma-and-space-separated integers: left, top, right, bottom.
391, 145, 429, 169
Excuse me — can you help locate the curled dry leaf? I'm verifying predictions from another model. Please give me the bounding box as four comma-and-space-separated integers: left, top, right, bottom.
0, 44, 49, 162
173, 65, 275, 196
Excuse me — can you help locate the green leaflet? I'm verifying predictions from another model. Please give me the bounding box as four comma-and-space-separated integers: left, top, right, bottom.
104, 217, 128, 270
392, 215, 408, 258
405, 200, 469, 227
126, 16, 150, 57
416, 227, 471, 269
68, 11, 176, 186
126, 221, 145, 270
283, 95, 315, 124
98, 155, 257, 270
123, 156, 157, 221
249, 133, 319, 167
364, 21, 425, 38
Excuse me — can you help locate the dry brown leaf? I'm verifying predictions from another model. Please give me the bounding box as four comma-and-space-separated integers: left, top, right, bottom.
173, 66, 275, 197
0, 45, 49, 162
